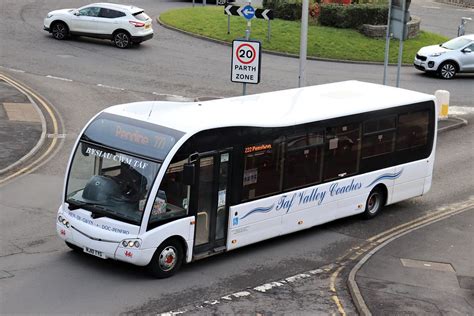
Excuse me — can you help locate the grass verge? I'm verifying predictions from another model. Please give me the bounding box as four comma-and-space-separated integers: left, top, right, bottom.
160, 7, 449, 64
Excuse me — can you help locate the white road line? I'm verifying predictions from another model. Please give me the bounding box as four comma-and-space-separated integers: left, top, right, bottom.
46, 75, 73, 82
97, 83, 125, 91
421, 5, 440, 9
449, 106, 474, 115
7, 68, 26, 73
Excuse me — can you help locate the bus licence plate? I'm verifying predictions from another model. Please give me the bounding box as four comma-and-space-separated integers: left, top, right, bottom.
84, 247, 106, 259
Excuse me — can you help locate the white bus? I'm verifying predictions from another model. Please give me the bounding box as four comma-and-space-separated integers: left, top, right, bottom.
57, 81, 437, 278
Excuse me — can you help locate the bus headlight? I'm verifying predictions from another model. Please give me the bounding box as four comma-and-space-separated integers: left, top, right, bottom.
121, 239, 141, 248
58, 215, 70, 228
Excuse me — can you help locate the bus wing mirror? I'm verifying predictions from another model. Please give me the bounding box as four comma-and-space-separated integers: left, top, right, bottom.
183, 163, 195, 185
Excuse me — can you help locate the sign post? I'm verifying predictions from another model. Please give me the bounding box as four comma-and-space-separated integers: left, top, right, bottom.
224, 5, 273, 40
383, 0, 411, 87
231, 40, 261, 90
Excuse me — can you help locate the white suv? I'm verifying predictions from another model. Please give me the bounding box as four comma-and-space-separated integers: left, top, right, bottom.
414, 34, 474, 79
44, 3, 153, 48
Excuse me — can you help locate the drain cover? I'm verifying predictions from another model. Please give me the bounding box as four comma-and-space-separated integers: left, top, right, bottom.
400, 258, 455, 272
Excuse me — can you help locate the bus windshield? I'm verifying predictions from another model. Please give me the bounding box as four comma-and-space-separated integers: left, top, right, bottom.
66, 142, 161, 225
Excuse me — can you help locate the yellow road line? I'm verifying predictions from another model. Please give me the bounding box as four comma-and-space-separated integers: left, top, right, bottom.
368, 206, 460, 242
0, 73, 60, 185
331, 295, 347, 316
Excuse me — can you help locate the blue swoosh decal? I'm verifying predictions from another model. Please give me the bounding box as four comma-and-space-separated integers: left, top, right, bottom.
365, 169, 403, 188
240, 204, 275, 220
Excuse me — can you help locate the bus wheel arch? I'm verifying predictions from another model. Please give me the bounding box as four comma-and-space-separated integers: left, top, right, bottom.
362, 184, 387, 219
147, 236, 186, 278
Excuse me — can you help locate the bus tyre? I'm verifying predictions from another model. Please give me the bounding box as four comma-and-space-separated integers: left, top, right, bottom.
362, 187, 385, 219
148, 239, 183, 278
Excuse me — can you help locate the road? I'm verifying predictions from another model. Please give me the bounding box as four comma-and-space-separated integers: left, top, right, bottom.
0, 0, 473, 314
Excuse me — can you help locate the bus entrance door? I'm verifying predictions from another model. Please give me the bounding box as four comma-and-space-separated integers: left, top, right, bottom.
192, 150, 232, 257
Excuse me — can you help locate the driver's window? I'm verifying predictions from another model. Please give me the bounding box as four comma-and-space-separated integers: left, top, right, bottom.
149, 158, 189, 227
79, 7, 100, 17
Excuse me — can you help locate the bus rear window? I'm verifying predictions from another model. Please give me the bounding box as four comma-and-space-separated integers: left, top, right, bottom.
83, 113, 184, 161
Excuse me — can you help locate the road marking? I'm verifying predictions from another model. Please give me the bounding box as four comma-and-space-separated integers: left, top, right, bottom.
0, 73, 60, 185
449, 106, 474, 115
332, 295, 347, 316
47, 133, 66, 139
7, 68, 25, 73
421, 5, 440, 9
97, 83, 124, 91
46, 75, 73, 82
330, 265, 344, 293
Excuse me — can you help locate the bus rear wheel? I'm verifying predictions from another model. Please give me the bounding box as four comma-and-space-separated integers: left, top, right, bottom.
362, 187, 385, 219
148, 239, 183, 278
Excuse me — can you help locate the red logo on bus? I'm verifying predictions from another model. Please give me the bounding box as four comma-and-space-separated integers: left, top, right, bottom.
125, 251, 133, 258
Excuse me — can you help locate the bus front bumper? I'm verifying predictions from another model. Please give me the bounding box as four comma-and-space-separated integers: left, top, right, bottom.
56, 223, 155, 266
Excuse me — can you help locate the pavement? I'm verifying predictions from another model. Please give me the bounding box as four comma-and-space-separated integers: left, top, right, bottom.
356, 209, 474, 315
0, 79, 43, 173
0, 76, 471, 314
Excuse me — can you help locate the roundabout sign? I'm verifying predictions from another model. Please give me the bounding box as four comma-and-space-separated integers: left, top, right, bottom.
231, 40, 261, 84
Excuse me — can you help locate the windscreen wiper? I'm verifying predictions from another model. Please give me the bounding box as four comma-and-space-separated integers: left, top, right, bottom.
67, 200, 86, 210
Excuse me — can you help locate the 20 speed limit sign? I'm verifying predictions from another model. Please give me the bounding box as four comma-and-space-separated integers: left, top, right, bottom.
231, 40, 261, 84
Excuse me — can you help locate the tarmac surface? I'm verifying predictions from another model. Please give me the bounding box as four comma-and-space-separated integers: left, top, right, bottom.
0, 75, 470, 314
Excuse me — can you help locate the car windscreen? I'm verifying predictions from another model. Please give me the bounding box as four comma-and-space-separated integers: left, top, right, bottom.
442, 37, 471, 50
133, 11, 150, 21
82, 112, 184, 161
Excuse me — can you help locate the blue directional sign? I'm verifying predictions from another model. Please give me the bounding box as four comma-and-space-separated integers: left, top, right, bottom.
241, 5, 255, 20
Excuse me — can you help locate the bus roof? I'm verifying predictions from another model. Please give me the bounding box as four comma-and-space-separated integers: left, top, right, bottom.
105, 80, 435, 134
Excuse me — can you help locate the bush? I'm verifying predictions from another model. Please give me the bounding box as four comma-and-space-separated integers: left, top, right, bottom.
263, 0, 304, 21
319, 4, 388, 28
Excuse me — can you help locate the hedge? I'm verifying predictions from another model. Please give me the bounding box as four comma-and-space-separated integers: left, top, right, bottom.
319, 4, 388, 28
262, 0, 305, 21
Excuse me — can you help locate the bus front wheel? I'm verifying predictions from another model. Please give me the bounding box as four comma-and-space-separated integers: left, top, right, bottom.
148, 239, 183, 278
362, 187, 385, 219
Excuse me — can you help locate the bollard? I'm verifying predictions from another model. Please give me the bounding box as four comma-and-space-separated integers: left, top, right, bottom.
435, 90, 450, 120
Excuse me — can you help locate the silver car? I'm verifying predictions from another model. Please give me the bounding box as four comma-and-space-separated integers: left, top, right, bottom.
414, 34, 474, 79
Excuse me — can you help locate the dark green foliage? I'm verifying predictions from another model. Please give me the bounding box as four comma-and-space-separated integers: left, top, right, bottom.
263, 0, 303, 21
319, 4, 388, 28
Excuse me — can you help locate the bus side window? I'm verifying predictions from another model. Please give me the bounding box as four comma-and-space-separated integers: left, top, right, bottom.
149, 158, 188, 228
396, 111, 429, 151
283, 132, 323, 190
242, 139, 283, 201
361, 116, 396, 159
323, 123, 361, 181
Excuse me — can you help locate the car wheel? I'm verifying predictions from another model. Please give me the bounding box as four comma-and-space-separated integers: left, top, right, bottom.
362, 187, 385, 219
51, 22, 68, 40
147, 239, 184, 278
113, 31, 131, 49
438, 61, 457, 79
